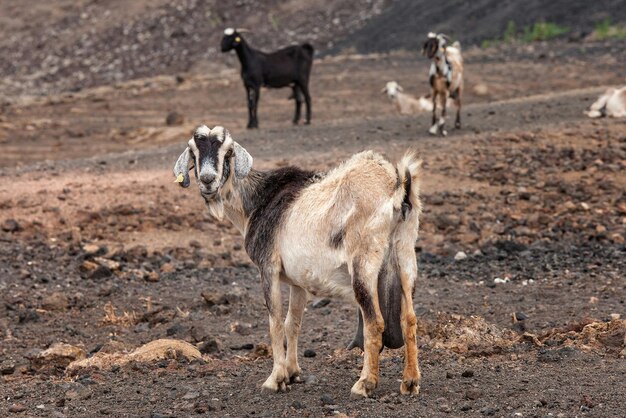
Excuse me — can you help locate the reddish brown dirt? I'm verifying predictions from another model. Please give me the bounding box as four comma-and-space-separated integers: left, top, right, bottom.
1, 38, 625, 418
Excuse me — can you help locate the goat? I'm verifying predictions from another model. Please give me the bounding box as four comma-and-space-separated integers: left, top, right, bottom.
585, 86, 626, 118
382, 81, 434, 114
174, 125, 422, 398
221, 28, 314, 129
422, 32, 464, 136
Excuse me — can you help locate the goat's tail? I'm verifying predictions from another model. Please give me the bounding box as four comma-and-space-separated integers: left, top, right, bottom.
393, 152, 422, 222
301, 43, 315, 58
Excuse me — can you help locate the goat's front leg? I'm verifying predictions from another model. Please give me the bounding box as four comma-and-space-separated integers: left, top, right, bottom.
285, 285, 307, 382
429, 91, 439, 135
350, 257, 385, 398
261, 268, 288, 392
439, 93, 447, 136
246, 86, 259, 129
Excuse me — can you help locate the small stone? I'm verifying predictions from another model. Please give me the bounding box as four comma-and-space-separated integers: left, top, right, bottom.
311, 298, 331, 308
480, 406, 496, 416
460, 404, 472, 411
1, 219, 21, 232
291, 400, 305, 409
461, 369, 474, 378
466, 388, 482, 400
437, 397, 451, 413
82, 243, 106, 256
1, 360, 16, 375
145, 271, 160, 282
33, 343, 87, 370
9, 403, 27, 413
305, 374, 318, 385
595, 225, 606, 234
160, 262, 175, 273
303, 349, 316, 358
41, 292, 69, 311
166, 111, 184, 126
182, 391, 200, 400
454, 251, 467, 261
445, 371, 453, 379
321, 394, 334, 405
229, 322, 252, 335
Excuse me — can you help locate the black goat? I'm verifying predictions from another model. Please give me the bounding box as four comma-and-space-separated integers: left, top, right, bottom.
221, 28, 314, 129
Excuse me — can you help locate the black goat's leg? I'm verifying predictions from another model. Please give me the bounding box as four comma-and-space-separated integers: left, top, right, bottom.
246, 87, 256, 129
301, 84, 312, 125
251, 86, 260, 129
292, 85, 302, 125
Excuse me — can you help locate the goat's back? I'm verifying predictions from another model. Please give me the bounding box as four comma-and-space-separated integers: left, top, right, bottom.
260, 44, 314, 87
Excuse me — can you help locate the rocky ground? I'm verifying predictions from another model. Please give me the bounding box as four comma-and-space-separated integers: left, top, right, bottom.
0, 10, 625, 418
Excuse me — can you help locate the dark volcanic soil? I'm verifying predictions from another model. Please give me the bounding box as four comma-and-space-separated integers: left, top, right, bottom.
1, 5, 626, 417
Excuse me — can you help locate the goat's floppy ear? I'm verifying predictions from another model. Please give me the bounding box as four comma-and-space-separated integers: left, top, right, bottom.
397, 85, 404, 92
173, 147, 193, 188
233, 142, 253, 179
381, 86, 388, 94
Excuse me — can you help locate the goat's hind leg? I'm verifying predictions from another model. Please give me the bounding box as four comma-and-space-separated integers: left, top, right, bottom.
292, 85, 303, 125
397, 242, 421, 395
261, 267, 289, 393
350, 256, 385, 398
285, 285, 307, 382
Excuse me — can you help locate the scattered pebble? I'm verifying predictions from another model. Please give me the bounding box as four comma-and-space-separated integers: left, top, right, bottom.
303, 349, 316, 358
461, 369, 474, 378
454, 251, 467, 261
9, 403, 27, 413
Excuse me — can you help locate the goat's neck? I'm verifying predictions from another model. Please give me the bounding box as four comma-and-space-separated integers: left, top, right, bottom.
219, 169, 267, 235
234, 40, 256, 71
433, 49, 449, 76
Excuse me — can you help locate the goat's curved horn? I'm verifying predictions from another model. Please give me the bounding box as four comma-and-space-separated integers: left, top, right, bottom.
173, 147, 193, 188
236, 28, 250, 33
439, 33, 451, 42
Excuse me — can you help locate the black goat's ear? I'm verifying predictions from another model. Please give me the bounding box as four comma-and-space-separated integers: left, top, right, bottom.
233, 142, 253, 179
173, 146, 193, 188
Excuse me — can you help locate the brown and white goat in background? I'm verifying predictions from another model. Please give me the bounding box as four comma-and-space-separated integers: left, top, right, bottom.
174, 125, 422, 398
382, 81, 434, 114
422, 32, 464, 136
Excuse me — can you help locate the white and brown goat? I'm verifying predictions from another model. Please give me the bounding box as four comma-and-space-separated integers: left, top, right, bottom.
422, 32, 464, 136
173, 125, 422, 398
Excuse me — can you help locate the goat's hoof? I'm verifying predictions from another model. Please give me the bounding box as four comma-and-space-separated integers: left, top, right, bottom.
400, 378, 420, 396
261, 379, 288, 393
455, 123, 461, 129
350, 377, 377, 398
289, 374, 303, 384
428, 127, 438, 136
304, 120, 311, 125
440, 130, 447, 137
